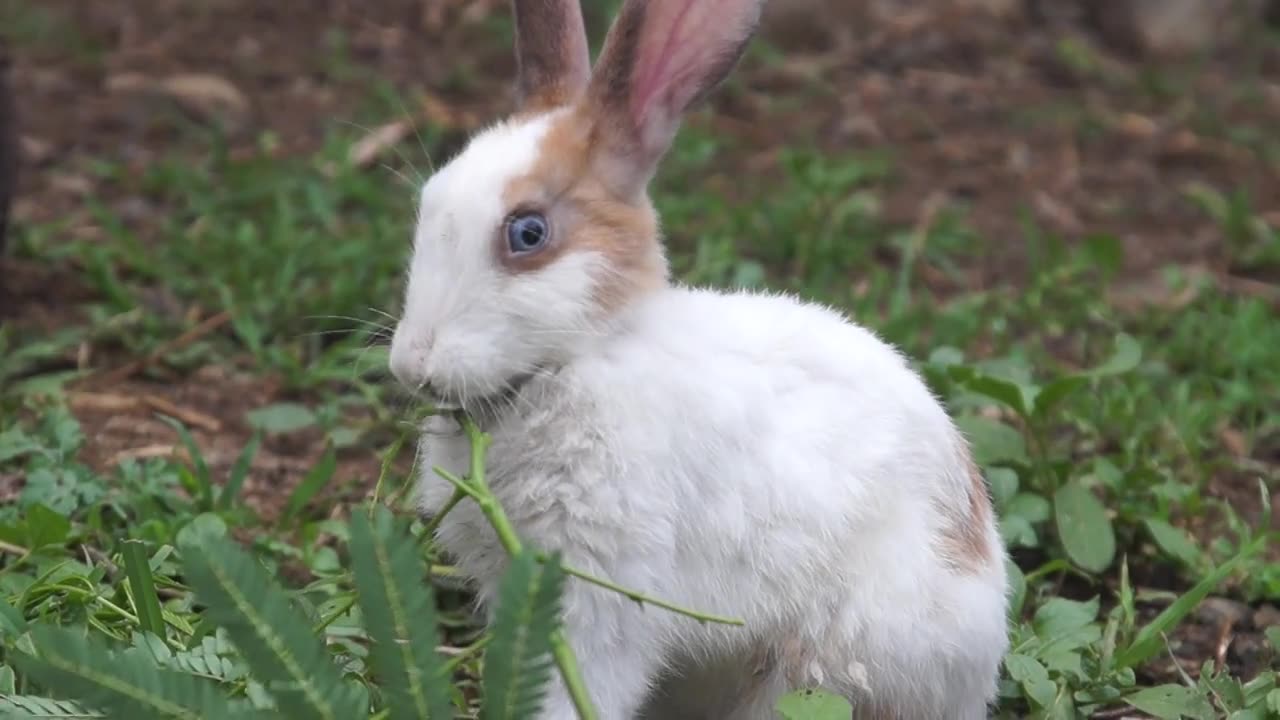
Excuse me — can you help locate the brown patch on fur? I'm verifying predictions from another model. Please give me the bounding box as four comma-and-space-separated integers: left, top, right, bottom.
936, 448, 997, 575
497, 109, 669, 310
511, 0, 591, 113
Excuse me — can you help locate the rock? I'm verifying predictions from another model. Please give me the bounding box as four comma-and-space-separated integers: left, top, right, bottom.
1088, 0, 1269, 57
1195, 597, 1251, 627
1253, 604, 1280, 629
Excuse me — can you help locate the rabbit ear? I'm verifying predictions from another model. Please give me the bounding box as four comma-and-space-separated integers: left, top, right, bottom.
512, 0, 592, 112
581, 0, 763, 197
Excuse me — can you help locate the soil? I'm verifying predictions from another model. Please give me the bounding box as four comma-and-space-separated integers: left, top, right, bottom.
1, 0, 1277, 696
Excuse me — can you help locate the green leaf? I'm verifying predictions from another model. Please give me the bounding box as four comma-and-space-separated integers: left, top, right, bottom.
480, 553, 566, 720
999, 515, 1038, 548
280, 445, 337, 527
1115, 534, 1268, 670
1006, 558, 1027, 619
219, 433, 261, 511
175, 513, 227, 547
1033, 375, 1087, 418
1089, 333, 1142, 377
955, 415, 1028, 465
1024, 677, 1057, 709
1004, 653, 1048, 684
964, 375, 1034, 417
1033, 597, 1100, 642
1144, 519, 1202, 568
987, 467, 1019, 508
0, 695, 103, 718
1007, 493, 1051, 524
1127, 684, 1215, 719
179, 536, 366, 720
775, 688, 853, 719
24, 503, 71, 550
0, 427, 43, 464
246, 403, 317, 434
0, 597, 28, 636
348, 507, 453, 720
1054, 481, 1115, 573
10, 625, 240, 718
122, 540, 167, 639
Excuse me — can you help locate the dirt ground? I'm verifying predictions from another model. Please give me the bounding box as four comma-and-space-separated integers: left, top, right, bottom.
2, 0, 1278, 689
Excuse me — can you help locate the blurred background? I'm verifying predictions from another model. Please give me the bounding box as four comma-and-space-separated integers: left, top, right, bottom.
0, 1, 1278, 717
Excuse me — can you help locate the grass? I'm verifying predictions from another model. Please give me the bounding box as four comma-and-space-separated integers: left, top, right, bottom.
2, 8, 1280, 719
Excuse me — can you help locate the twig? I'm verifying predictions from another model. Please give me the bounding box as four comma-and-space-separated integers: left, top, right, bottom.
141, 394, 222, 432
0, 539, 29, 557
85, 310, 232, 387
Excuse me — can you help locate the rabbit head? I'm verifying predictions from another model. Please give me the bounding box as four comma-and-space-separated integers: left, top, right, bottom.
389, 0, 764, 408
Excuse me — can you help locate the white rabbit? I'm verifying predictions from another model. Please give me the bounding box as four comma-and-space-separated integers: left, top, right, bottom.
388, 0, 1010, 718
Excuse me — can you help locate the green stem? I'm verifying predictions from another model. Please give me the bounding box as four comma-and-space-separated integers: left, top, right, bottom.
368, 434, 406, 510
452, 413, 598, 720
420, 487, 467, 540
550, 631, 596, 719
443, 634, 492, 673
534, 552, 743, 627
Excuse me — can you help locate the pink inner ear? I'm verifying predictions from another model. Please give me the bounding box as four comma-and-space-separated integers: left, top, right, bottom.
628, 0, 740, 130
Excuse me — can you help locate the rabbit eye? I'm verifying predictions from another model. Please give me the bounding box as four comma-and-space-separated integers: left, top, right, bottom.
505, 212, 550, 254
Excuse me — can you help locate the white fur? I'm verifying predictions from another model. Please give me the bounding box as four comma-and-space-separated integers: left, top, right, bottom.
390, 112, 605, 401
392, 102, 1008, 720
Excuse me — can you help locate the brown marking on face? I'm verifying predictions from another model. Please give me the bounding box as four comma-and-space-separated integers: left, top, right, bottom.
497, 109, 669, 311
936, 447, 997, 575
511, 0, 592, 113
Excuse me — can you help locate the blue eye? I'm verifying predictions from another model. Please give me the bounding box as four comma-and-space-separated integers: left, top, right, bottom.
506, 212, 549, 254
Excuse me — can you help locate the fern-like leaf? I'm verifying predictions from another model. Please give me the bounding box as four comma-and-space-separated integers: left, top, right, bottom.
480, 553, 566, 720
0, 694, 103, 718
348, 507, 454, 720
122, 631, 244, 685
167, 632, 244, 684
179, 535, 367, 720
9, 625, 242, 719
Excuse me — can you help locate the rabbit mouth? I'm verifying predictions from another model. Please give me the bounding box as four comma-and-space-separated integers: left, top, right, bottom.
431, 370, 540, 419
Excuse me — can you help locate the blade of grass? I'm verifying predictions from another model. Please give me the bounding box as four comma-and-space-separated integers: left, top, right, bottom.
280, 443, 337, 527
218, 432, 261, 511
1114, 533, 1268, 670
121, 540, 166, 639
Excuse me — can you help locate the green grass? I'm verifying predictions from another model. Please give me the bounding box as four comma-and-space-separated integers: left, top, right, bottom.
3, 33, 1280, 720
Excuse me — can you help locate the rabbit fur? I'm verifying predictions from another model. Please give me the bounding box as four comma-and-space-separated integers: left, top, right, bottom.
389, 0, 1011, 718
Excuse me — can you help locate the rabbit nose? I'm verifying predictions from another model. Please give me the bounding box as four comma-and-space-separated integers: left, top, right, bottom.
388, 335, 432, 390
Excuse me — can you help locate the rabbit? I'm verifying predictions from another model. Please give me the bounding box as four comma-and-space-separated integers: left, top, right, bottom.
388, 0, 1011, 718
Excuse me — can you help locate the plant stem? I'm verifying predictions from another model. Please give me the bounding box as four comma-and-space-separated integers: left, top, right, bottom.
368, 433, 406, 511
450, 413, 599, 720
442, 634, 492, 673
420, 487, 467, 540
550, 632, 596, 717
533, 552, 743, 626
